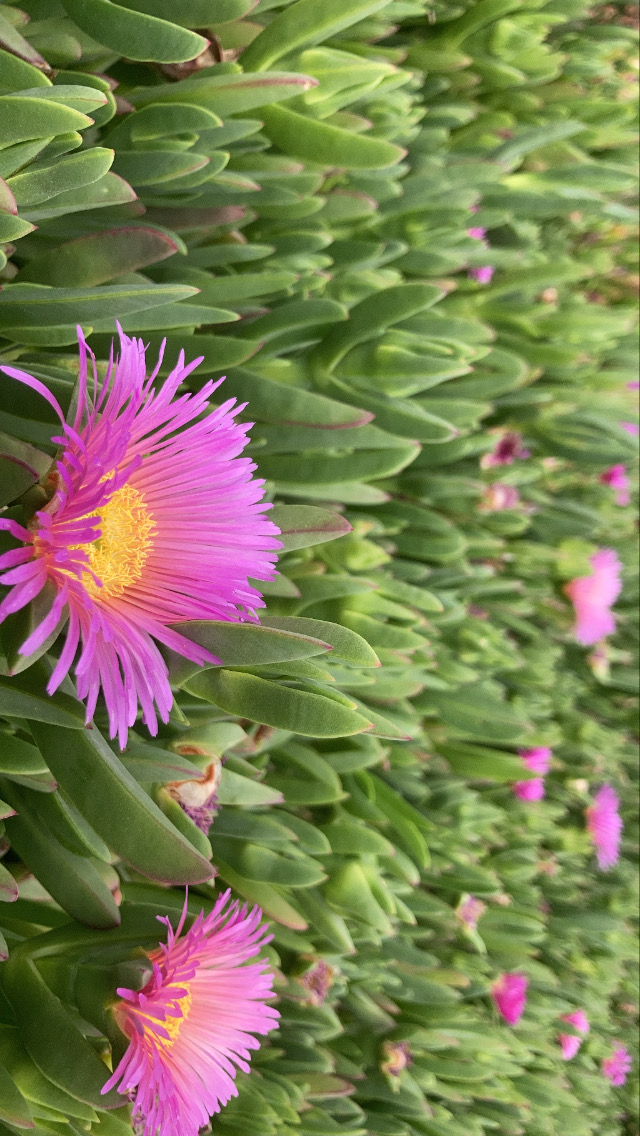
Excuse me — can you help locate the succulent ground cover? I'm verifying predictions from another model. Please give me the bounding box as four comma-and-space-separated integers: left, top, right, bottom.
0, 0, 638, 1134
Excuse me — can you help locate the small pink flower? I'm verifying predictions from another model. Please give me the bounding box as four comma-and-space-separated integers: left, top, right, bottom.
564, 549, 622, 646
102, 890, 279, 1136
586, 784, 623, 870
491, 973, 528, 1025
620, 420, 638, 435
559, 1009, 590, 1060
300, 958, 335, 1007
602, 1043, 632, 1086
627, 380, 639, 390
481, 430, 531, 469
456, 895, 486, 932
600, 465, 631, 506
519, 746, 552, 775
467, 226, 487, 240
479, 483, 520, 511
514, 778, 545, 801
469, 265, 494, 284
381, 1041, 412, 1078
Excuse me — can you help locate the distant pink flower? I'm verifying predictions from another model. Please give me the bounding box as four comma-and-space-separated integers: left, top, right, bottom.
102, 890, 279, 1136
479, 483, 520, 511
514, 778, 545, 801
519, 747, 552, 775
564, 549, 622, 646
602, 1043, 632, 1086
467, 226, 487, 240
513, 747, 552, 802
0, 327, 281, 748
456, 895, 486, 931
627, 380, 639, 390
559, 1009, 590, 1060
469, 265, 494, 284
381, 1040, 412, 1077
481, 430, 531, 469
300, 959, 335, 1007
620, 420, 638, 435
492, 973, 528, 1025
600, 465, 631, 506
586, 784, 623, 870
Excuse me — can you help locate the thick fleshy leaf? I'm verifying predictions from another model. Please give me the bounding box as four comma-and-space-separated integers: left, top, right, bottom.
61, 0, 209, 62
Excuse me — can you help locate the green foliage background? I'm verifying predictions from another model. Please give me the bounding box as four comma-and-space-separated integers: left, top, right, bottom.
0, 0, 638, 1134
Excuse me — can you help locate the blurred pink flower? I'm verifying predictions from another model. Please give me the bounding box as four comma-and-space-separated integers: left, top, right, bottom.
559, 1009, 590, 1060
300, 958, 335, 1007
479, 483, 520, 511
627, 380, 639, 390
602, 1043, 632, 1086
481, 431, 531, 469
620, 420, 638, 435
492, 973, 528, 1025
564, 549, 622, 646
514, 778, 545, 801
381, 1040, 412, 1078
456, 895, 486, 931
519, 746, 552, 775
600, 465, 631, 506
469, 265, 494, 284
586, 784, 623, 870
103, 891, 279, 1136
467, 226, 487, 240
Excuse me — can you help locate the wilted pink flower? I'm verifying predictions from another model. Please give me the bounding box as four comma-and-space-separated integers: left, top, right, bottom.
469, 265, 494, 284
381, 1040, 412, 1078
586, 784, 623, 870
564, 549, 622, 646
481, 430, 531, 469
492, 973, 528, 1025
167, 760, 222, 836
300, 958, 335, 1007
479, 483, 521, 511
102, 890, 279, 1135
620, 420, 638, 435
0, 328, 281, 748
600, 465, 631, 506
559, 1009, 590, 1060
456, 895, 486, 931
588, 642, 610, 681
467, 226, 487, 240
602, 1043, 632, 1086
514, 778, 545, 801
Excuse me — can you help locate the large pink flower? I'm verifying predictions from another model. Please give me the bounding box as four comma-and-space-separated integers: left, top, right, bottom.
564, 549, 622, 646
586, 784, 623, 870
102, 890, 279, 1135
491, 973, 528, 1025
602, 1043, 633, 1086
559, 1009, 589, 1060
0, 328, 281, 747
600, 465, 630, 506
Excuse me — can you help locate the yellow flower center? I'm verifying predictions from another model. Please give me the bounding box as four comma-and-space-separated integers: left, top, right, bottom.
161, 988, 193, 1047
84, 484, 155, 599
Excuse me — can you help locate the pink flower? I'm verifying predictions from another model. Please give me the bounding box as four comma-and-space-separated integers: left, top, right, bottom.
456, 895, 486, 931
602, 1043, 632, 1086
167, 760, 222, 836
519, 746, 552, 775
479, 483, 520, 511
300, 958, 335, 1007
559, 1009, 590, 1060
481, 430, 530, 469
627, 380, 639, 390
469, 265, 494, 284
586, 784, 623, 870
102, 890, 279, 1135
620, 420, 638, 435
513, 747, 552, 802
600, 465, 631, 506
381, 1041, 412, 1077
0, 328, 281, 748
564, 549, 622, 646
514, 778, 545, 801
491, 973, 528, 1025
467, 226, 487, 240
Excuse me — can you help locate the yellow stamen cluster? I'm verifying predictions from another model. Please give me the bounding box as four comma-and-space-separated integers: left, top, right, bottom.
84, 484, 155, 599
